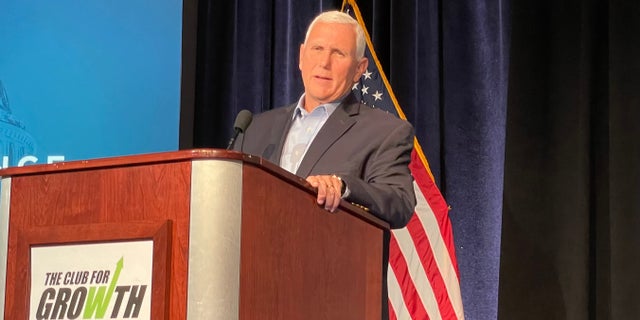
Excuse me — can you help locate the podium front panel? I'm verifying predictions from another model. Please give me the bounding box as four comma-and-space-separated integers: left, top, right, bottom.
187, 159, 243, 319
0, 178, 11, 317
0, 150, 386, 320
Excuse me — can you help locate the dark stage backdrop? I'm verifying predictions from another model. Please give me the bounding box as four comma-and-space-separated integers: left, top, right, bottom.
184, 0, 640, 319
499, 0, 640, 319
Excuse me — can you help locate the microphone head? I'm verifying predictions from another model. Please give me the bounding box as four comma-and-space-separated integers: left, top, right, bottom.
234, 109, 253, 133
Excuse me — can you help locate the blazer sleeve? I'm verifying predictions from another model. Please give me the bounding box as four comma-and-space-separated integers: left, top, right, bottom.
340, 120, 416, 229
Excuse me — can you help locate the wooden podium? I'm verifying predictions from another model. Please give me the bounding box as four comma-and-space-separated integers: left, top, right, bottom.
0, 149, 388, 319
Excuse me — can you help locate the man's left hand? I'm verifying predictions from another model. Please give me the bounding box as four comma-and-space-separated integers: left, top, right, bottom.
306, 174, 343, 212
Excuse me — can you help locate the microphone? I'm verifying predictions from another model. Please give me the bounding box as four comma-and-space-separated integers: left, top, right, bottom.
226, 109, 253, 150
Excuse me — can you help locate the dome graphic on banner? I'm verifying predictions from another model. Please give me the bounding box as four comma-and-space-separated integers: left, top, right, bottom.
0, 80, 37, 167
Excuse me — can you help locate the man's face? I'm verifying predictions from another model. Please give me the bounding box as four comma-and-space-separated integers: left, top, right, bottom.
299, 22, 368, 112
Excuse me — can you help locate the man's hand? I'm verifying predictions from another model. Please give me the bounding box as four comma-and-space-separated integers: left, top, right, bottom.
306, 174, 343, 212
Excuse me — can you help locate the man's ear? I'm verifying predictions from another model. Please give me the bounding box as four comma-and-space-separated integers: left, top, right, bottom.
298, 43, 305, 71
353, 57, 369, 82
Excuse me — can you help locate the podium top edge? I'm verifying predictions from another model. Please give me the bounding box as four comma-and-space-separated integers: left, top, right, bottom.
0, 148, 390, 230
0, 149, 248, 177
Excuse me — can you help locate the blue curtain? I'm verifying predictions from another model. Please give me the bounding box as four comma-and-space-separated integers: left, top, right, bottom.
192, 0, 337, 148
192, 0, 506, 319
188, 0, 640, 318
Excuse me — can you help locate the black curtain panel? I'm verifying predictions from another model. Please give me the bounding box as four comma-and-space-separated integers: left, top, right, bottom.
499, 0, 640, 319
184, 0, 639, 319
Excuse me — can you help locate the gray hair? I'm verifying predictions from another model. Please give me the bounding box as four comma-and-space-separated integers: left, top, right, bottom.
304, 11, 366, 59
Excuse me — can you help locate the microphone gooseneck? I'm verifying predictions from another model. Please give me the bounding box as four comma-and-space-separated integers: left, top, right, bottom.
227, 109, 253, 150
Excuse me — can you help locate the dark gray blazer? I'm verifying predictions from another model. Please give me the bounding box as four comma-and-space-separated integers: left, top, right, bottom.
235, 94, 416, 228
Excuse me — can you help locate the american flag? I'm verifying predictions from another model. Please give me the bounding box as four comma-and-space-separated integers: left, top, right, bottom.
342, 1, 465, 319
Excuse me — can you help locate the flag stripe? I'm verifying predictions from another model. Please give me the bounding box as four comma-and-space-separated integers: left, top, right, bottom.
388, 299, 398, 320
410, 150, 461, 278
389, 234, 431, 319
387, 269, 409, 320
392, 225, 442, 320
410, 151, 464, 318
406, 193, 457, 319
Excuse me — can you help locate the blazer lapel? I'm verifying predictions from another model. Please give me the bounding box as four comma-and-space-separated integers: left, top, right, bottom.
295, 98, 359, 177
264, 104, 296, 165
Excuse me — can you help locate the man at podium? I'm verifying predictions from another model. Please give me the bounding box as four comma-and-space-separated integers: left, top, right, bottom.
234, 10, 416, 230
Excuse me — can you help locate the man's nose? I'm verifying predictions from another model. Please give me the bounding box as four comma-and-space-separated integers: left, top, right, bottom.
318, 52, 331, 68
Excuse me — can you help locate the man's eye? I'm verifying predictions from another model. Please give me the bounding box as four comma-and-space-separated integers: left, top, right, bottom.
332, 50, 346, 57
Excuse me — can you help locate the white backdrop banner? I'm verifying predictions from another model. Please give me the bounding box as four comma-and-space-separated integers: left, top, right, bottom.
30, 240, 154, 320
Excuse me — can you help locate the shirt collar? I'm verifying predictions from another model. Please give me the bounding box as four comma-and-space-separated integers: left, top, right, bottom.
292, 94, 343, 119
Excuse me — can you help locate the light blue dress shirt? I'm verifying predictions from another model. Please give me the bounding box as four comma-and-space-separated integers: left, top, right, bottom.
280, 95, 340, 174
